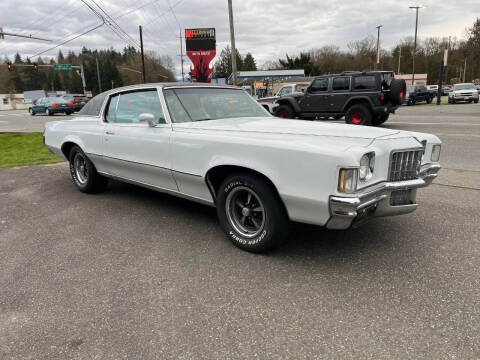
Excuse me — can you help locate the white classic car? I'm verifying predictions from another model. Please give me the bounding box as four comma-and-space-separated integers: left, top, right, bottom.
44, 83, 441, 252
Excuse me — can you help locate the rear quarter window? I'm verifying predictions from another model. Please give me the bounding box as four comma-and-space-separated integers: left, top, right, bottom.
78, 93, 108, 116
353, 76, 377, 90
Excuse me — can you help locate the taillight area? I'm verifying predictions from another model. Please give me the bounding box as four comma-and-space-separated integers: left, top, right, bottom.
52, 104, 59, 108
380, 92, 385, 101
68, 103, 74, 107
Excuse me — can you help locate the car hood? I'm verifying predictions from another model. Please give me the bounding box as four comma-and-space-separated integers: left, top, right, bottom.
173, 117, 402, 141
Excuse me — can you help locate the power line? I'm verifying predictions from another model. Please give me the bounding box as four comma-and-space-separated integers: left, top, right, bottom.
30, 22, 105, 58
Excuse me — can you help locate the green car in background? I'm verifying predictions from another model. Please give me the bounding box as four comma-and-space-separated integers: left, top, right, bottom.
29, 97, 74, 116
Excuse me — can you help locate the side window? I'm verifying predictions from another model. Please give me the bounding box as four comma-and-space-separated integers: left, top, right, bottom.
310, 78, 328, 92
332, 77, 350, 91
105, 94, 119, 123
353, 76, 377, 90
277, 87, 285, 96
283, 86, 292, 95
37, 98, 44, 104
112, 90, 165, 124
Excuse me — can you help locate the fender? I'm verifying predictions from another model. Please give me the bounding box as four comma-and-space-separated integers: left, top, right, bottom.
276, 96, 302, 113
61, 135, 87, 158
342, 96, 375, 112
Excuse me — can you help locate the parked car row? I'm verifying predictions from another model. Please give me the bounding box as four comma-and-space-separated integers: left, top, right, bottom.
28, 94, 89, 116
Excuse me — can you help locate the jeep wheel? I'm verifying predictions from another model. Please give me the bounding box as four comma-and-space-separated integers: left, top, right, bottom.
389, 79, 407, 106
372, 113, 389, 126
345, 104, 372, 126
427, 97, 432, 104
274, 105, 295, 119
216, 173, 290, 253
69, 145, 109, 194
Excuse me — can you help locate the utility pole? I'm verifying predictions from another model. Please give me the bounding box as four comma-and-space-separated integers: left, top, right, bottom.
228, 0, 237, 86
409, 5, 425, 85
375, 25, 382, 70
179, 30, 185, 82
397, 46, 402, 75
139, 25, 146, 83
111, 80, 114, 89
80, 64, 87, 96
95, 56, 102, 93
463, 58, 467, 82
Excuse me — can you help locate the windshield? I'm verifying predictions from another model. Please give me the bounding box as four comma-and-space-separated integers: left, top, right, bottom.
455, 84, 475, 90
163, 87, 271, 123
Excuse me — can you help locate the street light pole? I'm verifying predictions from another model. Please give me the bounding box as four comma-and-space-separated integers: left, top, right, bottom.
375, 25, 382, 70
409, 5, 425, 85
228, 0, 237, 86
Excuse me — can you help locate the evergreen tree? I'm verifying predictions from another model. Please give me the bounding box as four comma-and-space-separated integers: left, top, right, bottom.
242, 53, 257, 71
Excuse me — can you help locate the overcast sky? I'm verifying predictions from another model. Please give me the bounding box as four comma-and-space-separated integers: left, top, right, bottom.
1, 0, 478, 79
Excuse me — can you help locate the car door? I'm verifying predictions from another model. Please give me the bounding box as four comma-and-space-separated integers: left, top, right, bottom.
34, 98, 46, 113
329, 77, 351, 112
102, 88, 178, 191
301, 78, 330, 112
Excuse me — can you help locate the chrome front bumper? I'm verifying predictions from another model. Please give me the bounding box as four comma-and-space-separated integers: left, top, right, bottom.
326, 163, 440, 230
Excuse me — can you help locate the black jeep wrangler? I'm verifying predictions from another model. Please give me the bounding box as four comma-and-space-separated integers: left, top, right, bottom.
273, 71, 406, 126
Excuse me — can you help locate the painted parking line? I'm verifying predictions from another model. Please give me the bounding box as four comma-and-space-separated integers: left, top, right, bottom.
435, 133, 480, 138
387, 121, 480, 126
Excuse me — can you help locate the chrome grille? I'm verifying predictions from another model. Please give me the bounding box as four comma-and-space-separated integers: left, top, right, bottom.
389, 149, 423, 181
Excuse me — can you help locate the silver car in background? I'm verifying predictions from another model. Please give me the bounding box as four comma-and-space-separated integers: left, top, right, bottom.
448, 83, 479, 104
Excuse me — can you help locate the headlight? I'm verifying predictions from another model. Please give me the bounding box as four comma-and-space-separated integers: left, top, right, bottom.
431, 145, 441, 162
338, 168, 358, 193
359, 152, 375, 181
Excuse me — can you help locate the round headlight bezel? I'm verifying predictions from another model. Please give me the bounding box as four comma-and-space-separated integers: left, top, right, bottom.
359, 152, 375, 181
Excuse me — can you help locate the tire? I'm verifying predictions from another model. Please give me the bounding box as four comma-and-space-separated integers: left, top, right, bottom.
29, 108, 35, 116
345, 104, 372, 126
389, 79, 407, 106
66, 111, 73, 115
274, 105, 295, 119
46, 108, 53, 116
426, 97, 432, 104
474, 100, 479, 104
372, 113, 389, 126
69, 145, 108, 194
216, 173, 290, 253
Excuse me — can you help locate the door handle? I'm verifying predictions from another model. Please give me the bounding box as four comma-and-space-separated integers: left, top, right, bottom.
105, 131, 115, 135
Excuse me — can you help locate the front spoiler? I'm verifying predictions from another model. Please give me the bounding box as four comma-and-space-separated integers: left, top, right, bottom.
326, 163, 440, 230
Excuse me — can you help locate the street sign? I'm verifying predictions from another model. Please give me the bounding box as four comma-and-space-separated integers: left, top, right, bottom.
54, 64, 72, 70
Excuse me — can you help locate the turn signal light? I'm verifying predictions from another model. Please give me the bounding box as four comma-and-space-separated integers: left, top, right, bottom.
338, 168, 358, 193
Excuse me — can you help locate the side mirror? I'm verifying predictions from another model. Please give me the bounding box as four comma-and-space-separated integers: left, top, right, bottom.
139, 113, 155, 127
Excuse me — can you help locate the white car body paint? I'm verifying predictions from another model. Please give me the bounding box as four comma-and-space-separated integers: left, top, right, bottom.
44, 84, 441, 229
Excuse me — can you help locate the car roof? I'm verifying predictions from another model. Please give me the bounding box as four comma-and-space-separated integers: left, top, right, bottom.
93, 82, 241, 98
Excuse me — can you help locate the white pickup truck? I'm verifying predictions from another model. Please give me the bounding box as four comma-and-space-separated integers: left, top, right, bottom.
257, 83, 309, 113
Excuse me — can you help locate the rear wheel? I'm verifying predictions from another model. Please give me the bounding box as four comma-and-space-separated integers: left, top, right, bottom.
274, 105, 295, 119
29, 108, 35, 116
46, 108, 53, 116
69, 145, 108, 193
345, 104, 372, 126
426, 97, 432, 104
216, 173, 290, 253
474, 99, 479, 104
372, 113, 389, 126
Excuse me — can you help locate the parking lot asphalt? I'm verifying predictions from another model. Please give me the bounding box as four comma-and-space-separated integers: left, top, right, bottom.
1, 103, 479, 359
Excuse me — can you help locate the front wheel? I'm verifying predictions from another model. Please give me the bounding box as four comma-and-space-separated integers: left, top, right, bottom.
345, 104, 372, 126
46, 108, 53, 116
216, 173, 290, 253
427, 98, 432, 104
274, 105, 295, 119
69, 145, 109, 193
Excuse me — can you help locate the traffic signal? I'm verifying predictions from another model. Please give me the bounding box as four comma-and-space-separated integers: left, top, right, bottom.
7, 62, 13, 71
33, 63, 38, 71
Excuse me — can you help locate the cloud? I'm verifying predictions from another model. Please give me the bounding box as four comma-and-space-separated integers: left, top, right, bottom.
0, 0, 478, 78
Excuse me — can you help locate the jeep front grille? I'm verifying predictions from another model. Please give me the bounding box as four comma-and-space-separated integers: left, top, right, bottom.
389, 149, 423, 181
